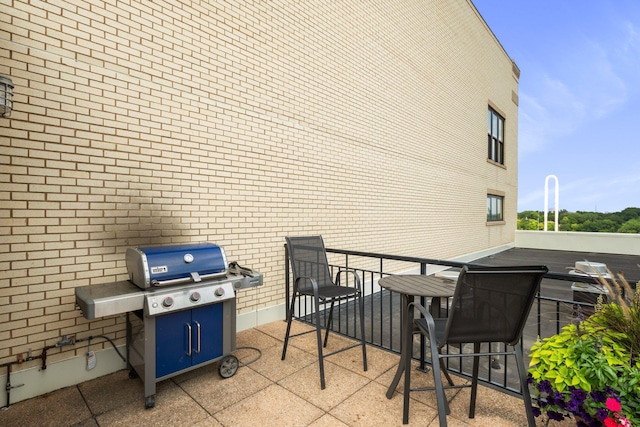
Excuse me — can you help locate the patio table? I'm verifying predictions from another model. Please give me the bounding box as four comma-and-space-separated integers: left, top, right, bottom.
379, 275, 456, 401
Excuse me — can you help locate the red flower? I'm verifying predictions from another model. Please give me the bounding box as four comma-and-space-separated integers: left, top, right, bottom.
604, 417, 618, 427
606, 397, 622, 412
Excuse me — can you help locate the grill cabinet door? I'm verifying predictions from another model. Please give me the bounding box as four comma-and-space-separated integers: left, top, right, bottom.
191, 303, 224, 366
155, 310, 191, 378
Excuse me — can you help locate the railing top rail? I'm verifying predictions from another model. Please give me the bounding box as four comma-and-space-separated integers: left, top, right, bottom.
324, 247, 602, 284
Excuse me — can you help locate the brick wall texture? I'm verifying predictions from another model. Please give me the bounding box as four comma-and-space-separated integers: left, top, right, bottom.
0, 0, 519, 366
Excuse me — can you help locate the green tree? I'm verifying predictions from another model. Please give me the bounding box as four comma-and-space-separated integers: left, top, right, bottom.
517, 207, 640, 233
618, 218, 640, 233
517, 218, 541, 230
620, 207, 640, 222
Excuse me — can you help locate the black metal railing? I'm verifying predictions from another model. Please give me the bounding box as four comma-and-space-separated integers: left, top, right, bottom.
284, 244, 608, 397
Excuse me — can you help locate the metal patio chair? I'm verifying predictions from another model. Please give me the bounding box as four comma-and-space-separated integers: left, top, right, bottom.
281, 235, 367, 389
403, 264, 548, 426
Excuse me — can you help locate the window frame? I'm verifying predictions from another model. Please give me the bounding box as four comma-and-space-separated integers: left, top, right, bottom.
487, 107, 505, 165
486, 194, 504, 222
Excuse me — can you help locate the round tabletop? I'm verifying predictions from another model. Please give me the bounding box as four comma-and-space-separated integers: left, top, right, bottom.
378, 275, 456, 298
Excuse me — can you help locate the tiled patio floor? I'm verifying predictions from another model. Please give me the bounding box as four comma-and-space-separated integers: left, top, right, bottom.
0, 320, 574, 427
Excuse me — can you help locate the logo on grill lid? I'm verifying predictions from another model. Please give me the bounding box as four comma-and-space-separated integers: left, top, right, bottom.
151, 266, 168, 274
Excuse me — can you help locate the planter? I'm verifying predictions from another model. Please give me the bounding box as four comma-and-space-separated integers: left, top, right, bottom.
528, 311, 639, 426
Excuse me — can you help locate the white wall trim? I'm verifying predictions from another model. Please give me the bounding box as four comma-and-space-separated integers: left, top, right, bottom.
0, 346, 127, 407
515, 230, 640, 255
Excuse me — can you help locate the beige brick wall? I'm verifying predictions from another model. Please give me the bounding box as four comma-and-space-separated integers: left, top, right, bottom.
0, 0, 518, 366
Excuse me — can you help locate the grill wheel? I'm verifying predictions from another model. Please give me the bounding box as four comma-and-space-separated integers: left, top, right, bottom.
218, 355, 239, 378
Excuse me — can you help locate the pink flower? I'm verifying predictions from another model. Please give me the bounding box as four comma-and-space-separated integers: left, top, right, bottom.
606, 397, 622, 412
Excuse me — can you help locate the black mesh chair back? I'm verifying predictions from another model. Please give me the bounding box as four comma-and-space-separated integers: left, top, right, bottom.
281, 236, 367, 389
286, 236, 334, 294
444, 265, 545, 346
403, 264, 548, 426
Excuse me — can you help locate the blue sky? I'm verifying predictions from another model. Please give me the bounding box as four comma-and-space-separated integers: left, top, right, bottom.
472, 1, 640, 213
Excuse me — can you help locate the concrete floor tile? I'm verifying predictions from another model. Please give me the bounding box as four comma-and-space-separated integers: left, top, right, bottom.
278, 361, 370, 411
332, 345, 399, 381
330, 381, 438, 427
71, 418, 99, 427
191, 415, 225, 426
236, 327, 282, 350
287, 328, 362, 356
257, 319, 314, 341
214, 383, 324, 427
0, 386, 92, 427
250, 343, 317, 382
447, 385, 530, 426
95, 381, 209, 427
380, 358, 464, 405
78, 370, 144, 415
179, 360, 272, 412
308, 413, 350, 427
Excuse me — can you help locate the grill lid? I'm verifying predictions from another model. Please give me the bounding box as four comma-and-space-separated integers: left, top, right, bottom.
126, 242, 228, 288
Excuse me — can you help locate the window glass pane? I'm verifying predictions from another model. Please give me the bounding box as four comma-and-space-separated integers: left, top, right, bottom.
487, 194, 504, 222
492, 113, 498, 137
487, 107, 505, 165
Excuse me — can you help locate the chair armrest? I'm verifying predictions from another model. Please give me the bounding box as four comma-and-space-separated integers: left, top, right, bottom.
335, 269, 362, 290
294, 276, 321, 296
408, 301, 437, 336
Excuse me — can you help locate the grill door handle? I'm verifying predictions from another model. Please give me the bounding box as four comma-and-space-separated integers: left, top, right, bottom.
186, 323, 192, 356
194, 320, 201, 353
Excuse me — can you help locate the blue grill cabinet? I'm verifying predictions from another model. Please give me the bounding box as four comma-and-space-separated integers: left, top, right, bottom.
127, 282, 237, 408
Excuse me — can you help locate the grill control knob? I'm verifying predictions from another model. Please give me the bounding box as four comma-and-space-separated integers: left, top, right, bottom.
190, 291, 201, 302
214, 287, 225, 297
162, 296, 174, 308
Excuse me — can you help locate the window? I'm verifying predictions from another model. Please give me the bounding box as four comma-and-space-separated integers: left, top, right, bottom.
487, 194, 503, 222
487, 107, 504, 164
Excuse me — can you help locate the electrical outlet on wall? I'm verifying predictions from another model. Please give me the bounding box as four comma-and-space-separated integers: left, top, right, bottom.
86, 351, 96, 370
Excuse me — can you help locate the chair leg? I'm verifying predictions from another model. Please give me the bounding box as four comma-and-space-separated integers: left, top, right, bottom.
402, 298, 413, 424
430, 353, 449, 426
469, 343, 480, 419
313, 294, 326, 389
281, 288, 298, 361
515, 343, 536, 427
358, 292, 368, 372
439, 358, 454, 386
437, 358, 452, 415
402, 340, 411, 424
323, 300, 335, 347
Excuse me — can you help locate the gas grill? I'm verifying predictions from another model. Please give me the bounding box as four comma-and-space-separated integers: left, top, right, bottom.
75, 242, 262, 409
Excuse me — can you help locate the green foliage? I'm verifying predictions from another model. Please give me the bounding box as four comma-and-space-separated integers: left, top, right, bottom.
517, 207, 640, 233
529, 317, 640, 424
517, 217, 542, 230
529, 322, 633, 393
618, 218, 640, 233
